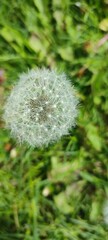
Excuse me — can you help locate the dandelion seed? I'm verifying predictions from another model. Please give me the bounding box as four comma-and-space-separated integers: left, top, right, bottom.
103, 200, 108, 225
3, 68, 79, 147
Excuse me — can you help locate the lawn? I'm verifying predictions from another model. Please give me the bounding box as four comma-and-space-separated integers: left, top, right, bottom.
0, 0, 108, 239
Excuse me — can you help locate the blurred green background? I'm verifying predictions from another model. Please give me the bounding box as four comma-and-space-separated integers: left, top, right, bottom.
0, 0, 108, 239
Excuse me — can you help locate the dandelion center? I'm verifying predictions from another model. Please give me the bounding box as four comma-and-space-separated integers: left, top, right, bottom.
29, 95, 53, 123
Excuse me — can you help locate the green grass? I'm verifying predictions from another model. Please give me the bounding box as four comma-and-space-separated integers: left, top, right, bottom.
0, 0, 108, 239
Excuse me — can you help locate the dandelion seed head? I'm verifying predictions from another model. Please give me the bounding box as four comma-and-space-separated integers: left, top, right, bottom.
3, 68, 79, 147
103, 200, 108, 225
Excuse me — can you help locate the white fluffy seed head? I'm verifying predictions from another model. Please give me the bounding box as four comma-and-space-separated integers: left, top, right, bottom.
103, 200, 108, 225
3, 68, 79, 147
